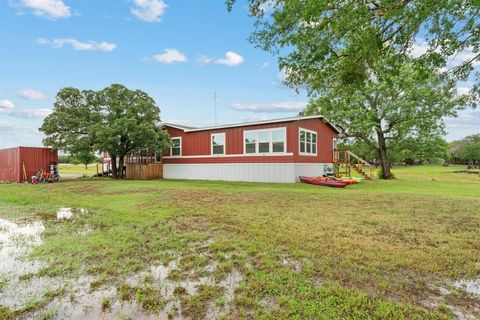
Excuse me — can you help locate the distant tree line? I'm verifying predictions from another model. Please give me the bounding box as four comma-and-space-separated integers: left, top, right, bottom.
449, 134, 480, 166
58, 154, 102, 169
339, 136, 449, 166
341, 133, 480, 167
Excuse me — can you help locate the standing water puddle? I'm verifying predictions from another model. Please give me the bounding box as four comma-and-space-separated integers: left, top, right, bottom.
0, 218, 45, 276
1, 211, 245, 319
56, 207, 89, 220
0, 217, 48, 309
454, 278, 480, 296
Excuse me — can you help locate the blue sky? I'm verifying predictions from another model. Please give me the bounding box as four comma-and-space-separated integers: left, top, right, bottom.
0, 0, 478, 148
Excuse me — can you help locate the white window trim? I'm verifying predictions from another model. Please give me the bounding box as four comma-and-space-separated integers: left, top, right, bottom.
332, 137, 337, 162
299, 127, 318, 156
170, 136, 182, 157
211, 132, 226, 156
163, 153, 293, 159
243, 127, 287, 155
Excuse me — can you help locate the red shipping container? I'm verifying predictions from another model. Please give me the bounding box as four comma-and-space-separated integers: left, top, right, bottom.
0, 147, 58, 182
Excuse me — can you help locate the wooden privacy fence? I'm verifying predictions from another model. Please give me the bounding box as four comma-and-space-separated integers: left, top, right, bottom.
126, 163, 163, 180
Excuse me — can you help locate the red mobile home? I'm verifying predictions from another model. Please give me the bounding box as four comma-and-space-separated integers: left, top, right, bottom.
162, 115, 339, 183
0, 147, 58, 182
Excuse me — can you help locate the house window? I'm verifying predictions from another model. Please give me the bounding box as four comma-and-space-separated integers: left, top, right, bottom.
171, 137, 182, 156
211, 133, 225, 155
272, 128, 285, 153
244, 128, 286, 154
155, 152, 162, 162
245, 131, 257, 154
299, 128, 317, 155
258, 131, 270, 153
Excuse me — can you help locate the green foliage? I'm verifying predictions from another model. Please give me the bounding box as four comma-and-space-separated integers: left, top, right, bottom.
343, 135, 449, 164
450, 134, 480, 161
229, 0, 480, 95
93, 84, 170, 176
40, 84, 170, 178
58, 155, 71, 164
70, 151, 98, 168
40, 87, 99, 157
229, 0, 474, 179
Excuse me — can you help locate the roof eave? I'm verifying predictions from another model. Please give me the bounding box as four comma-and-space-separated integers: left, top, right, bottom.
162, 115, 340, 134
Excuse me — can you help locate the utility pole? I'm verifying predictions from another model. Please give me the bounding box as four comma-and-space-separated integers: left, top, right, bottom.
214, 91, 217, 125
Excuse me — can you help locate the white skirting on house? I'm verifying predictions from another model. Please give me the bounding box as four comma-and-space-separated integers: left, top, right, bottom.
163, 163, 333, 183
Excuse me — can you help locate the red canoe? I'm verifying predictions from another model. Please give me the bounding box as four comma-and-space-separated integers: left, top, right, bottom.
299, 176, 348, 188
333, 177, 358, 185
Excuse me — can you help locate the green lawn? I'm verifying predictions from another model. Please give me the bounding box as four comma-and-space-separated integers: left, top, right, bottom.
58, 163, 100, 176
0, 165, 478, 319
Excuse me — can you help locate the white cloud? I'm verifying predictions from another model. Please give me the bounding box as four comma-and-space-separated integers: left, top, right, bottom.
409, 39, 430, 58
230, 101, 306, 113
11, 0, 71, 19
197, 55, 213, 65
233, 115, 271, 123
37, 38, 116, 51
449, 47, 480, 68
0, 121, 43, 148
0, 99, 15, 113
0, 98, 51, 118
12, 108, 52, 118
278, 69, 288, 82
444, 111, 480, 141
197, 52, 244, 67
0, 121, 28, 130
259, 0, 276, 14
18, 88, 47, 100
457, 86, 472, 95
131, 0, 167, 22
410, 39, 479, 68
214, 51, 244, 66
151, 49, 187, 64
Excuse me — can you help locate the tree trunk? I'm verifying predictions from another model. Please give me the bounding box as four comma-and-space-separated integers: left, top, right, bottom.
118, 156, 125, 179
376, 130, 393, 179
111, 155, 118, 179
85, 163, 88, 170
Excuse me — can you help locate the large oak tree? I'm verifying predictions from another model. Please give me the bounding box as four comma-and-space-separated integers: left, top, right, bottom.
229, 0, 478, 178
40, 84, 170, 178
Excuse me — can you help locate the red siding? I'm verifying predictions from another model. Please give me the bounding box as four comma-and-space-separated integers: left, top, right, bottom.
0, 147, 21, 182
0, 147, 58, 182
164, 118, 337, 164
292, 118, 337, 163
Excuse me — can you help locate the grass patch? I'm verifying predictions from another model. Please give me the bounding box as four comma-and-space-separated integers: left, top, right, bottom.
0, 275, 8, 292
38, 306, 57, 320
0, 165, 478, 319
135, 287, 166, 312
0, 305, 14, 320
59, 163, 99, 176
181, 284, 224, 319
100, 296, 111, 311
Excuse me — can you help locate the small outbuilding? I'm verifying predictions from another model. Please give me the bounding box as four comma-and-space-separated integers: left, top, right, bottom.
0, 147, 58, 182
